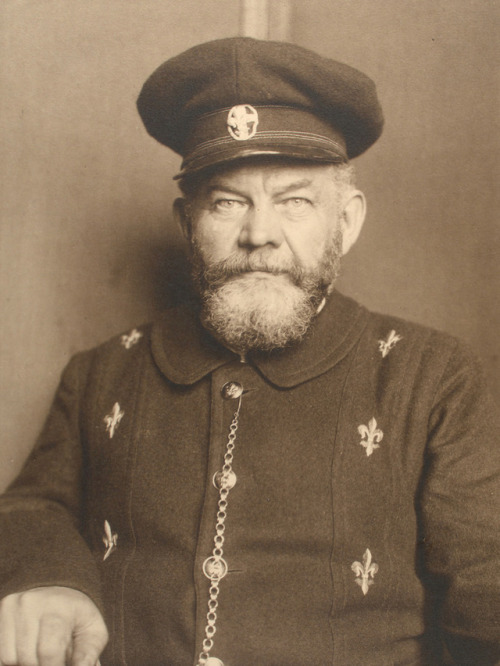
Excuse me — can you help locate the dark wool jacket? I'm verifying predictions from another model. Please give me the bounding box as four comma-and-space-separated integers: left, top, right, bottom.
0, 291, 499, 666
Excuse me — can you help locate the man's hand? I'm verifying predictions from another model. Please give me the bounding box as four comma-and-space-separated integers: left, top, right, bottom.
0, 586, 108, 666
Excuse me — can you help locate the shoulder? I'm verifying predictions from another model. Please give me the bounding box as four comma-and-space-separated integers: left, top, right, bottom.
364, 308, 457, 351
60, 322, 155, 394
90, 323, 153, 360
362, 306, 472, 364
330, 291, 463, 362
358, 305, 488, 408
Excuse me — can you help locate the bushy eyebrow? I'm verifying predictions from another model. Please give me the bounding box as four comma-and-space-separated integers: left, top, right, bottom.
204, 178, 315, 199
204, 184, 247, 198
272, 179, 314, 197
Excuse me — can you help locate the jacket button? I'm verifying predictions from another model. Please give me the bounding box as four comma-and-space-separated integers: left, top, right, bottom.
220, 381, 243, 399
203, 556, 228, 581
213, 470, 237, 490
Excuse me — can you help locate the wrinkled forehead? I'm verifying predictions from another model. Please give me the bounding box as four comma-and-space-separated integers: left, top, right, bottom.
179, 156, 340, 197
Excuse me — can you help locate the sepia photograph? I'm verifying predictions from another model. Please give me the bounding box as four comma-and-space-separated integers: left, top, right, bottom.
0, 1, 498, 664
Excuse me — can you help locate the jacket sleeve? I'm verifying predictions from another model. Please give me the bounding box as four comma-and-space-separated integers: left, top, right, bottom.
420, 339, 500, 665
0, 352, 103, 612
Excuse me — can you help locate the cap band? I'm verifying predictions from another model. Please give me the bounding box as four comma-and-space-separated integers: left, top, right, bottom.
180, 105, 348, 175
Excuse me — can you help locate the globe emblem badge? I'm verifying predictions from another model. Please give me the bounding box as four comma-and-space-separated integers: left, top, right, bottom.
227, 104, 259, 141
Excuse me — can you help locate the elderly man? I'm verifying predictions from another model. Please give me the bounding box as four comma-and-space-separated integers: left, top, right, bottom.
0, 37, 498, 666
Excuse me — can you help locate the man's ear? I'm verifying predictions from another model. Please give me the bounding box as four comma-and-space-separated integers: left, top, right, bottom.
340, 190, 366, 256
173, 197, 191, 241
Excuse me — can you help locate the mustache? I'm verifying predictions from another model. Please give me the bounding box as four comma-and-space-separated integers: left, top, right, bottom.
199, 252, 307, 287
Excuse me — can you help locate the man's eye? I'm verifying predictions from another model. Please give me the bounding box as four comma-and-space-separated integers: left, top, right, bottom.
282, 197, 312, 209
214, 199, 245, 211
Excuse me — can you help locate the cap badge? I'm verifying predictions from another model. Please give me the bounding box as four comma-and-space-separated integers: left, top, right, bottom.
227, 104, 259, 141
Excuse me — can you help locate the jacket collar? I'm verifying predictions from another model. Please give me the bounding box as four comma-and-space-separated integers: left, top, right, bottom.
151, 290, 369, 388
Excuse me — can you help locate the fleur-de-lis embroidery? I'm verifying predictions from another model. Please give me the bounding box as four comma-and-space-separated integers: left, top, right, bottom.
104, 402, 124, 439
351, 548, 379, 595
102, 520, 118, 561
378, 329, 402, 358
358, 417, 383, 456
121, 328, 143, 349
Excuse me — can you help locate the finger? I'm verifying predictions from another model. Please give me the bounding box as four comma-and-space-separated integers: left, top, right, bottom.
0, 598, 17, 665
70, 627, 107, 666
37, 613, 72, 666
70, 644, 102, 666
14, 598, 40, 666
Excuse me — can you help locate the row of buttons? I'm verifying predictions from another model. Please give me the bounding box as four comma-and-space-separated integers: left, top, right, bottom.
200, 382, 244, 666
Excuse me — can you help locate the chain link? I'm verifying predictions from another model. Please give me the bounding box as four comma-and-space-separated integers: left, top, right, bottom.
197, 396, 242, 666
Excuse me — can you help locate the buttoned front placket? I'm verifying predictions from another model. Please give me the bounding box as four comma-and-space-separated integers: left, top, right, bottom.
193, 360, 258, 666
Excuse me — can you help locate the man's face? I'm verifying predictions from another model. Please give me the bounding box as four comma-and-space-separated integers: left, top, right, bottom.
179, 160, 355, 353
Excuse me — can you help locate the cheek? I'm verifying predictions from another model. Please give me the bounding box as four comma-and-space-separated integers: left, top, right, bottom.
192, 219, 238, 262
286, 218, 335, 266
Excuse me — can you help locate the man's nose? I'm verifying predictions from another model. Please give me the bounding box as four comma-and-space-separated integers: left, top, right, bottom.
238, 205, 284, 249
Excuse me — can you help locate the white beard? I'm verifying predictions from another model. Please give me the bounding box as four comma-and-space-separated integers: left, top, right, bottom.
199, 273, 318, 352
191, 233, 343, 353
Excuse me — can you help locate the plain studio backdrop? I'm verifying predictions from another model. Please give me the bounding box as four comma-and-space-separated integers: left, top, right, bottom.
0, 0, 499, 491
